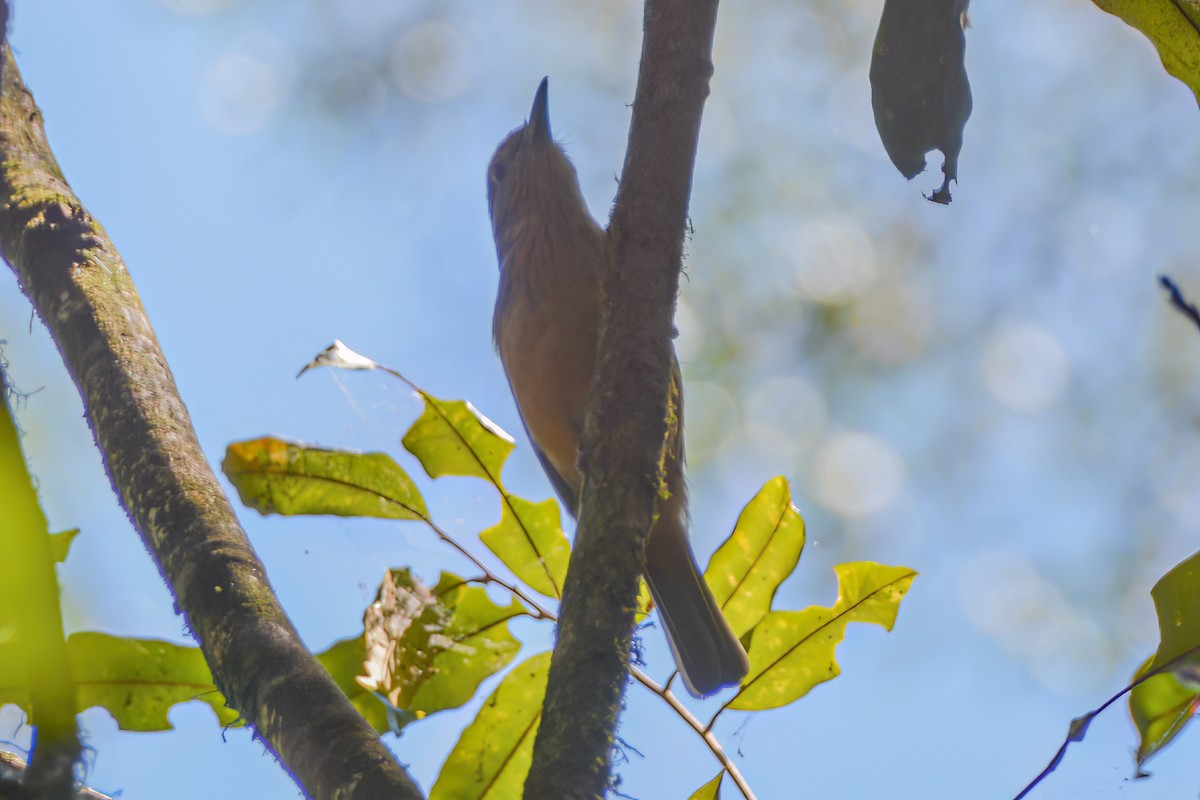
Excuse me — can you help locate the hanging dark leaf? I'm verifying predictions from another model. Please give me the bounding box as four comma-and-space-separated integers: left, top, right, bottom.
870, 0, 972, 204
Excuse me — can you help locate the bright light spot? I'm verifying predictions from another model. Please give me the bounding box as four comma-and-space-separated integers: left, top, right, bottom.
744, 375, 827, 456
390, 22, 473, 104
199, 51, 292, 135
813, 432, 903, 517
959, 552, 1110, 694
790, 216, 877, 304
1061, 194, 1143, 279
849, 283, 932, 364
982, 323, 1070, 412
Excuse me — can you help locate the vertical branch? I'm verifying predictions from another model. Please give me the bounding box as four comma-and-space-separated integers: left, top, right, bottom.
0, 47, 423, 800
524, 1, 720, 797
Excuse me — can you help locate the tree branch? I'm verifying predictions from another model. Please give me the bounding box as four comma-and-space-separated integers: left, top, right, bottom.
1160, 274, 1200, 335
0, 46, 422, 800
523, 1, 720, 796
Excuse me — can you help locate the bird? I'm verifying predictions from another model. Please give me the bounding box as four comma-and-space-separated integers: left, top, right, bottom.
486, 77, 749, 697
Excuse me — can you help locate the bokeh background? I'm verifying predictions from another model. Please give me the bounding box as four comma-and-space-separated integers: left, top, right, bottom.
3, 0, 1200, 797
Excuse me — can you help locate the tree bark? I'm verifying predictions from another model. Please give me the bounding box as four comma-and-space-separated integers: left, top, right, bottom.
523, 1, 720, 797
0, 46, 423, 800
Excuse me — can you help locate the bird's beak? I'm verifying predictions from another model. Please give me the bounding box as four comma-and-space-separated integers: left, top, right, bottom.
525, 77, 551, 145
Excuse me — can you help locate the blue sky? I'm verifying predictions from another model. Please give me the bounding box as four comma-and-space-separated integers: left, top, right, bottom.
4, 1, 1200, 798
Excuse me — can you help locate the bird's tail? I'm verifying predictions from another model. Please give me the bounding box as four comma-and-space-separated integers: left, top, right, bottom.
644, 510, 749, 697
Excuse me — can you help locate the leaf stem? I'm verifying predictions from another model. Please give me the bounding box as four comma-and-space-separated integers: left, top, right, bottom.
416, 513, 555, 621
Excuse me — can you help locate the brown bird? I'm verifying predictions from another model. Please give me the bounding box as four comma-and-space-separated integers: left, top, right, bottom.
486, 78, 749, 697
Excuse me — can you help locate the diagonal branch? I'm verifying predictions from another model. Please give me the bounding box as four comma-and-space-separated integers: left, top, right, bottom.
523, 1, 720, 796
0, 46, 422, 800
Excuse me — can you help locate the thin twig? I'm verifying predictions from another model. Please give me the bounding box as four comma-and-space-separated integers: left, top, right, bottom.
629, 667, 756, 800
1012, 647, 1200, 799
416, 513, 554, 621
1160, 275, 1200, 334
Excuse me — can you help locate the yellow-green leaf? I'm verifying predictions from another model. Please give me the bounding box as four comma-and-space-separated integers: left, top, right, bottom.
1127, 548, 1200, 768
402, 396, 514, 482
688, 772, 724, 800
222, 436, 427, 520
355, 570, 524, 718
0, 633, 239, 731
1147, 550, 1200, 673
0, 385, 77, 730
706, 476, 806, 638
729, 562, 916, 711
1093, 0, 1200, 105
72, 633, 240, 730
48, 529, 79, 564
480, 496, 569, 599
430, 651, 551, 800
1129, 655, 1200, 767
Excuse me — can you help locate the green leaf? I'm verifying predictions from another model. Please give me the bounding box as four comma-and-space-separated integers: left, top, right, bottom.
1127, 549, 1200, 768
71, 633, 240, 730
356, 570, 524, 718
1129, 655, 1200, 767
0, 640, 23, 691
1093, 0, 1200, 105
48, 529, 80, 564
0, 385, 78, 737
222, 436, 427, 520
430, 651, 551, 800
0, 633, 239, 730
688, 772, 724, 800
1147, 550, 1200, 673
316, 636, 393, 734
480, 496, 570, 599
706, 476, 806, 638
729, 562, 916, 711
402, 396, 514, 482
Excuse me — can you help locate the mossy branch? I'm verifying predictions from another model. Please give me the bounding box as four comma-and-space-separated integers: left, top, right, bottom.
523, 1, 720, 797
0, 46, 422, 800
